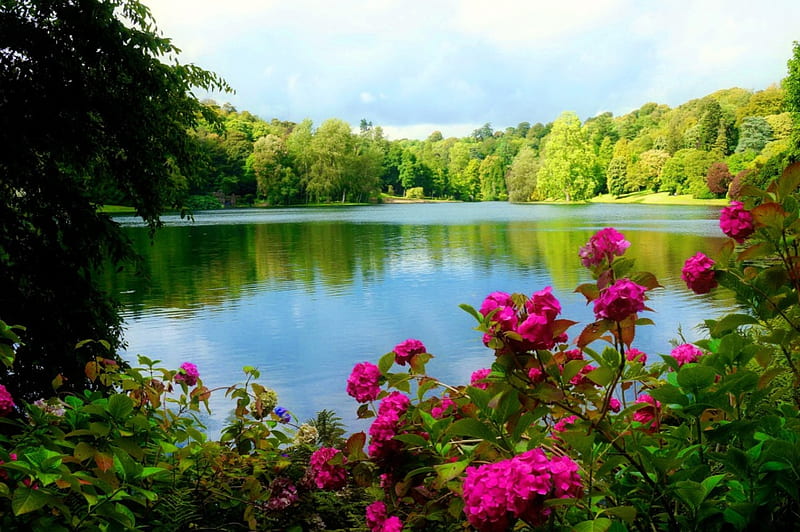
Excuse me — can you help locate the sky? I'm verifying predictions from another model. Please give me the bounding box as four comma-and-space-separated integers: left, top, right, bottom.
146, 0, 800, 140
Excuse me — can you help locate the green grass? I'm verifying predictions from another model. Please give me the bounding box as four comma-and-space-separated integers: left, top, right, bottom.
100, 205, 136, 214
590, 191, 729, 206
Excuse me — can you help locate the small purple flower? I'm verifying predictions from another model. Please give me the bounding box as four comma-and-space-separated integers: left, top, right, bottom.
274, 406, 291, 423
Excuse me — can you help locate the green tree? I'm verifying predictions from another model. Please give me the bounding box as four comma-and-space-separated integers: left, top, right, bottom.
536, 112, 596, 201
506, 147, 542, 202
251, 134, 291, 203
0, 0, 230, 400
307, 119, 353, 202
478, 155, 507, 201
735, 116, 773, 153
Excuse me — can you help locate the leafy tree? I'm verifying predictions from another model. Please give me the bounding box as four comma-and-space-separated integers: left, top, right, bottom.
785, 41, 800, 156
251, 134, 291, 204
506, 147, 542, 202
536, 112, 596, 201
628, 149, 670, 191
706, 161, 733, 196
478, 155, 506, 201
735, 116, 773, 153
659, 148, 716, 196
0, 0, 230, 400
307, 119, 353, 202
605, 157, 629, 197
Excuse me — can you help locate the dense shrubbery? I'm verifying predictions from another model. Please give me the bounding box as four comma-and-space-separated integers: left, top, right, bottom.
2, 163, 800, 530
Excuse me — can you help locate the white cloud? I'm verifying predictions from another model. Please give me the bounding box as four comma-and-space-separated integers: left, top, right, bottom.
359, 91, 376, 103
380, 123, 480, 141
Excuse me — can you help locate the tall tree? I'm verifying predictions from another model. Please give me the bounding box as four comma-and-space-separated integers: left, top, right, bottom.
0, 0, 230, 400
536, 112, 596, 201
506, 147, 541, 202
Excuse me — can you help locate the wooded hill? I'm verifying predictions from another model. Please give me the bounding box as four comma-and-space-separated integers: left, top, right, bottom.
150, 84, 795, 208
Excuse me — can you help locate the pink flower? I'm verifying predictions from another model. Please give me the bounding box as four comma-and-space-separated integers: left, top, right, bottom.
562, 349, 584, 361
381, 516, 403, 532
0, 385, 15, 416
609, 398, 622, 412
681, 252, 717, 294
527, 367, 545, 383
479, 291, 514, 316
671, 343, 703, 367
366, 501, 388, 531
632, 394, 661, 430
265, 477, 299, 510
552, 415, 578, 434
470, 368, 491, 389
720, 201, 755, 243
309, 447, 347, 490
517, 313, 561, 350
626, 348, 647, 365
570, 364, 599, 387
579, 228, 631, 268
393, 338, 426, 366
462, 449, 582, 531
369, 392, 410, 458
525, 286, 561, 321
593, 278, 647, 322
174, 362, 199, 386
431, 396, 456, 419
346, 362, 382, 403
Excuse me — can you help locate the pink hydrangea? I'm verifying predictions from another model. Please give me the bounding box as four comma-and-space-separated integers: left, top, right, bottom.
720, 201, 755, 243
346, 362, 382, 403
527, 367, 545, 383
552, 415, 578, 434
626, 348, 647, 365
309, 447, 347, 490
431, 396, 456, 419
525, 286, 561, 321
609, 398, 622, 412
366, 501, 388, 531
632, 394, 661, 431
381, 516, 403, 532
671, 343, 703, 367
479, 291, 514, 316
368, 392, 410, 458
579, 228, 631, 268
462, 449, 582, 531
265, 477, 299, 510
681, 252, 717, 294
393, 338, 426, 366
570, 364, 599, 387
470, 368, 491, 389
174, 362, 199, 386
0, 385, 15, 416
562, 349, 584, 361
593, 278, 647, 322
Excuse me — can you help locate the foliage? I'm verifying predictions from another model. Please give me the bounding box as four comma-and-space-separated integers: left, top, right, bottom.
706, 162, 733, 196
0, 349, 369, 531
0, 0, 231, 402
334, 161, 800, 531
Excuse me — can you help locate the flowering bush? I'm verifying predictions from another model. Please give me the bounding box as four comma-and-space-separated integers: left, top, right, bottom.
332, 163, 800, 531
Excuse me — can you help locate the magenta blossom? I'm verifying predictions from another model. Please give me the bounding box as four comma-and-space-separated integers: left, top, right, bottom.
479, 291, 514, 316
609, 398, 622, 412
393, 338, 426, 366
309, 447, 347, 490
525, 286, 561, 321
174, 362, 199, 387
593, 278, 647, 322
346, 362, 382, 403
720, 201, 755, 243
431, 396, 456, 419
552, 415, 578, 434
579, 228, 631, 268
681, 252, 718, 294
0, 385, 14, 417
527, 367, 545, 383
517, 313, 559, 350
265, 477, 299, 510
470, 368, 492, 389
671, 343, 703, 367
626, 348, 647, 365
369, 392, 410, 459
633, 394, 661, 431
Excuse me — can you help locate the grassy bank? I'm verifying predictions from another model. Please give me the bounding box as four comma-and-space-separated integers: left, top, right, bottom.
590, 191, 729, 206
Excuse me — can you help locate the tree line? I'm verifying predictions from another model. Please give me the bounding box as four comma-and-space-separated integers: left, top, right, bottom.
148, 82, 798, 209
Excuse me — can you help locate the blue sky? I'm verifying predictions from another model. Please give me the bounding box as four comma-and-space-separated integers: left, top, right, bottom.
147, 0, 800, 139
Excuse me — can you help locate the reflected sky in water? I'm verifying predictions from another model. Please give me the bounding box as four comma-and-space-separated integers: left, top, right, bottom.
111, 202, 736, 435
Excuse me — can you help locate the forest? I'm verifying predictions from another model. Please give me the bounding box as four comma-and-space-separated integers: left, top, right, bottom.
151, 85, 794, 209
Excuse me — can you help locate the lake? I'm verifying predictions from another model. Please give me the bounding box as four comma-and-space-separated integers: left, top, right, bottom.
108, 202, 736, 435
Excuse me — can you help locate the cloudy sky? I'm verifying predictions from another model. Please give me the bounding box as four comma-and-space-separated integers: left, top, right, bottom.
147, 0, 800, 139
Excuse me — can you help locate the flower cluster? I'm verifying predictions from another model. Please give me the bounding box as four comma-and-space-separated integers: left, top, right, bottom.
308, 447, 347, 490
579, 227, 631, 269
294, 423, 319, 445
265, 477, 299, 510
593, 278, 647, 322
671, 343, 703, 367
346, 362, 381, 403
682, 252, 717, 294
626, 348, 647, 364
632, 393, 661, 431
461, 448, 582, 531
0, 385, 14, 416
174, 362, 199, 386
431, 395, 456, 419
365, 501, 403, 532
368, 392, 410, 458
481, 287, 567, 352
392, 338, 426, 366
470, 368, 491, 389
719, 201, 755, 243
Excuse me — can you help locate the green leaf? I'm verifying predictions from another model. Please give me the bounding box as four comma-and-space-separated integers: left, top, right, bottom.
445, 418, 498, 443
673, 480, 706, 509
433, 460, 469, 488
648, 384, 690, 406
777, 161, 800, 199
587, 366, 614, 387
107, 394, 134, 420
139, 467, 168, 479
488, 389, 520, 424
378, 351, 396, 374
573, 517, 613, 532
393, 433, 429, 447
700, 474, 726, 495
711, 314, 759, 336
677, 365, 716, 392
459, 303, 483, 323
601, 506, 637, 522
12, 486, 51, 516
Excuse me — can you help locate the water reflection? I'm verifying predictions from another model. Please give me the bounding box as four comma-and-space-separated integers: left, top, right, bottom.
108, 203, 736, 434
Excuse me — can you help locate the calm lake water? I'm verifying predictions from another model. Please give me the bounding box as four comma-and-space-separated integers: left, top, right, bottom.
108, 202, 736, 434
